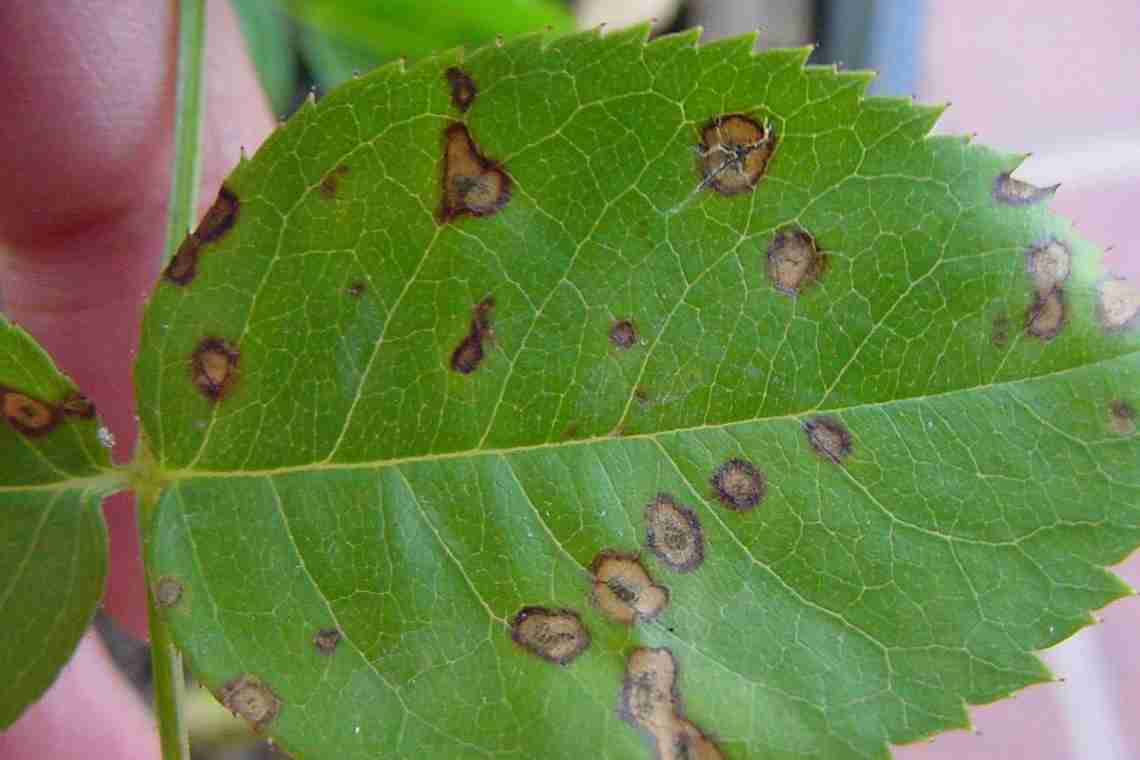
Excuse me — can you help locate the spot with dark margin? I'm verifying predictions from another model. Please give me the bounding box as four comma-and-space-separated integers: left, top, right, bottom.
1098, 276, 1140, 333
766, 226, 825, 295
154, 577, 184, 608
313, 627, 342, 655
993, 172, 1059, 206
591, 551, 669, 625
697, 114, 775, 196
450, 296, 495, 374
219, 674, 280, 730
1026, 240, 1071, 296
319, 164, 350, 199
191, 337, 240, 401
611, 319, 638, 349
619, 647, 724, 760
60, 391, 95, 419
804, 415, 852, 465
634, 386, 651, 406
645, 493, 704, 573
711, 457, 766, 511
346, 280, 366, 299
1, 386, 57, 437
1026, 288, 1066, 340
509, 606, 590, 665
439, 123, 510, 222
445, 67, 477, 112
163, 185, 240, 285
1109, 400, 1136, 436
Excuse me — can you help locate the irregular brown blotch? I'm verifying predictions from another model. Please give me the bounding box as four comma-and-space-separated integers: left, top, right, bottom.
619, 648, 725, 760
994, 172, 1059, 206
1026, 240, 1071, 295
991, 312, 1011, 348
60, 391, 95, 419
191, 337, 240, 401
1097, 277, 1140, 333
313, 627, 342, 655
509, 606, 590, 665
711, 457, 766, 512
1026, 288, 1066, 340
634, 386, 651, 405
1, 388, 57, 437
697, 114, 776, 196
153, 576, 184, 608
219, 674, 280, 730
318, 164, 350, 199
803, 415, 852, 465
667, 720, 725, 760
766, 227, 825, 295
163, 186, 240, 285
591, 551, 669, 625
346, 280, 366, 298
445, 67, 477, 112
645, 494, 704, 573
439, 123, 510, 222
610, 319, 638, 349
450, 296, 495, 374
1109, 400, 1136, 436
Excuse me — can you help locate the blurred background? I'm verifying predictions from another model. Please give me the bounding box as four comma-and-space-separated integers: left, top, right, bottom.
94, 1, 1139, 758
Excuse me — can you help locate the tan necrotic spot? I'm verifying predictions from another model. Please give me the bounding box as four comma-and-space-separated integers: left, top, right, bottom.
319, 164, 350, 199
60, 391, 95, 419
509, 606, 590, 665
804, 415, 852, 464
766, 227, 825, 295
1109, 400, 1136, 435
154, 576, 184, 608
620, 647, 724, 760
1098, 277, 1140, 333
697, 114, 775, 196
450, 296, 495, 374
994, 172, 1059, 206
219, 674, 280, 730
645, 494, 704, 573
591, 551, 669, 624
313, 627, 342, 655
1026, 288, 1066, 339
1026, 240, 1071, 295
445, 67, 477, 112
711, 458, 766, 511
439, 123, 510, 222
191, 337, 240, 401
665, 721, 724, 760
1, 388, 57, 436
611, 319, 638, 349
346, 280, 366, 298
163, 185, 240, 285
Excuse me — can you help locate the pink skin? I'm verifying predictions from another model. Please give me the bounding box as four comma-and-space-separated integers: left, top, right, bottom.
0, 1, 273, 757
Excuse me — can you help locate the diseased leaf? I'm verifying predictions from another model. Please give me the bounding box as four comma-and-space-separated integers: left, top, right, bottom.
137, 26, 1140, 759
0, 316, 115, 728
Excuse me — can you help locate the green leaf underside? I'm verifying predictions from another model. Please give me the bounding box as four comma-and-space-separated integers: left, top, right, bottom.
0, 317, 113, 728
138, 25, 1140, 760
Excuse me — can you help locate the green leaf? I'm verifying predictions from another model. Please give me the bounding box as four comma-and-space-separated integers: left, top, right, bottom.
137, 26, 1140, 758
0, 316, 117, 728
231, 0, 299, 116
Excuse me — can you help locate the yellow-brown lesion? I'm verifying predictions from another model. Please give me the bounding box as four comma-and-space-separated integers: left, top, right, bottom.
644, 493, 704, 572
445, 67, 478, 112
619, 647, 723, 760
509, 606, 590, 665
191, 337, 240, 401
591, 551, 669, 624
439, 124, 510, 222
163, 185, 240, 285
1, 387, 58, 436
767, 227, 825, 295
697, 114, 776, 195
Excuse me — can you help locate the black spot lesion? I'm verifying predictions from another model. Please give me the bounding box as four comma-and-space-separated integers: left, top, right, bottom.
610, 319, 638, 349
697, 113, 776, 196
803, 415, 853, 465
711, 457, 766, 511
191, 337, 240, 401
313, 627, 342, 655
509, 606, 590, 665
445, 67, 477, 112
164, 185, 240, 285
450, 296, 495, 374
645, 493, 705, 573
319, 164, 350, 199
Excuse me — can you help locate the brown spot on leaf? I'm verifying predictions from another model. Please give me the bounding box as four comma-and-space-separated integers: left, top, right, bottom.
766, 227, 825, 295
645, 494, 704, 573
445, 67, 477, 112
667, 721, 725, 760
346, 280, 366, 298
1026, 288, 1066, 340
319, 164, 350, 199
1, 388, 57, 436
634, 386, 651, 405
60, 391, 95, 419
1109, 400, 1136, 436
994, 172, 1059, 206
439, 123, 510, 222
154, 577, 184, 608
711, 458, 766, 511
1097, 276, 1140, 333
804, 415, 852, 464
610, 319, 639, 349
313, 627, 342, 655
450, 296, 495, 374
1026, 240, 1071, 295
591, 551, 669, 624
620, 648, 724, 760
191, 337, 240, 401
219, 674, 280, 730
991, 312, 1011, 348
697, 114, 775, 196
163, 185, 240, 285
510, 606, 590, 665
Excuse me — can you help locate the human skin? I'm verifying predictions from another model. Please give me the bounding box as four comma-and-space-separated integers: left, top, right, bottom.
0, 1, 273, 757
